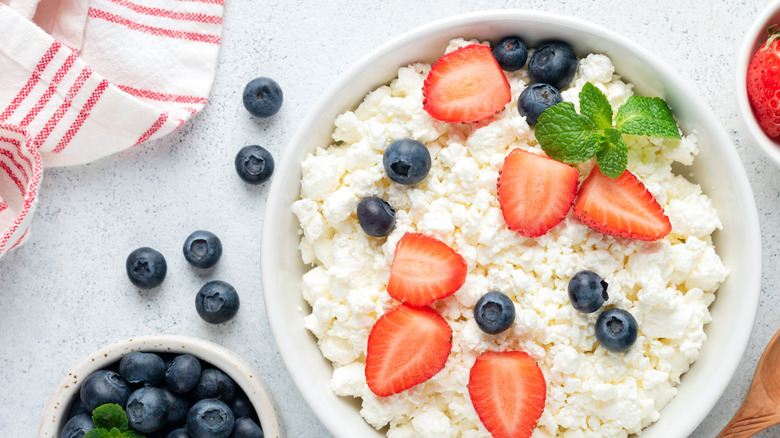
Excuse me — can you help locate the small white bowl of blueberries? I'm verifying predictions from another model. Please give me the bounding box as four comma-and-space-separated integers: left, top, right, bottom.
38, 335, 282, 438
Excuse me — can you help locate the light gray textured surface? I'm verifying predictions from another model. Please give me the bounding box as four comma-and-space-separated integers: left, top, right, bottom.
2, 0, 778, 436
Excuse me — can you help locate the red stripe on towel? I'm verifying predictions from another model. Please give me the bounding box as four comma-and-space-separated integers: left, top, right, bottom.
88, 8, 220, 44
0, 41, 62, 122
52, 79, 110, 153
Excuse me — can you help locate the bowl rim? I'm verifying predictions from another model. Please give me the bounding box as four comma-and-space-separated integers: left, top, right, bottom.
38, 334, 284, 438
736, 0, 780, 166
262, 8, 761, 438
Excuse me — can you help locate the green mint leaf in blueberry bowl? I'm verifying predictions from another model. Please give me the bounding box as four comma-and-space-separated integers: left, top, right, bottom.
90, 404, 131, 433
536, 81, 680, 177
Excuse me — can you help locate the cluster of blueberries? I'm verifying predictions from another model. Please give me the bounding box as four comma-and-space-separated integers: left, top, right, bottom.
492, 36, 578, 125
125, 230, 239, 325
60, 351, 263, 438
472, 270, 638, 353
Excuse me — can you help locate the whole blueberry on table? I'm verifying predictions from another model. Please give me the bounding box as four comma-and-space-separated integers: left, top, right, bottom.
474, 291, 516, 335
242, 77, 283, 118
165, 353, 203, 394
528, 41, 578, 90
183, 230, 223, 269
492, 36, 528, 71
61, 413, 94, 438
194, 368, 236, 403
595, 308, 638, 353
235, 145, 274, 185
80, 370, 131, 411
230, 416, 264, 438
517, 83, 563, 126
567, 270, 609, 314
126, 247, 167, 289
357, 196, 396, 237
119, 351, 165, 386
127, 386, 170, 433
195, 280, 240, 324
187, 398, 235, 438
383, 139, 431, 185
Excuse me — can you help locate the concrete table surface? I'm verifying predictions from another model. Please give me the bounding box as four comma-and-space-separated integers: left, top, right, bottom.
1, 0, 778, 436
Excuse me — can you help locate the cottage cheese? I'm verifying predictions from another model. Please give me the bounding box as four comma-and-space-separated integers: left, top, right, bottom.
292, 38, 728, 438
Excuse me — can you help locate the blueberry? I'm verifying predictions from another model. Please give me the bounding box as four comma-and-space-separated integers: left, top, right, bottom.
161, 386, 190, 428
229, 391, 255, 419
80, 370, 131, 411
194, 368, 236, 403
595, 308, 638, 353
119, 351, 165, 386
517, 83, 563, 125
492, 36, 528, 71
356, 197, 396, 237
474, 291, 516, 335
230, 417, 264, 438
235, 145, 274, 185
165, 354, 203, 394
186, 399, 235, 438
242, 77, 282, 118
127, 387, 170, 434
68, 399, 89, 419
166, 429, 190, 438
383, 139, 431, 185
183, 230, 223, 269
195, 280, 240, 324
567, 270, 609, 314
126, 247, 167, 289
61, 413, 94, 438
528, 41, 578, 90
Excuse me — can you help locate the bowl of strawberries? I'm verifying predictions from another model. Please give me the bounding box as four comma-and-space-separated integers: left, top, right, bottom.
262, 9, 761, 438
738, 0, 780, 165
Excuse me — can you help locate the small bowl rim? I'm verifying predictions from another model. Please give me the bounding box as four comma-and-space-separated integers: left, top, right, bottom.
38, 334, 284, 438
736, 0, 780, 166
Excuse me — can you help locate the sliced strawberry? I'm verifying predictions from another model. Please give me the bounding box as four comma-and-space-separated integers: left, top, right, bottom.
574, 166, 671, 240
386, 232, 467, 307
497, 148, 579, 237
423, 44, 511, 123
365, 304, 453, 397
468, 351, 546, 438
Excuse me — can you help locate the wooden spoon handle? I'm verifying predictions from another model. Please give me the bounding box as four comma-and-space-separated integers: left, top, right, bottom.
717, 381, 780, 438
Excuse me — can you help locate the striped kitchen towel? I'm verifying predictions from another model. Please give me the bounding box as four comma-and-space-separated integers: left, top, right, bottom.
0, 0, 224, 258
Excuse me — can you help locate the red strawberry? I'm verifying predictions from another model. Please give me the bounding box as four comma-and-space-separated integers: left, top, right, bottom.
386, 232, 467, 306
468, 351, 546, 438
365, 304, 453, 397
497, 148, 579, 237
574, 166, 671, 241
747, 26, 780, 138
423, 44, 511, 123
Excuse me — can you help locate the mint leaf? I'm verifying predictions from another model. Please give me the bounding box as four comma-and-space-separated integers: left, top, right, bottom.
615, 95, 680, 139
85, 430, 111, 438
536, 102, 604, 163
579, 82, 612, 130
121, 431, 146, 438
595, 128, 628, 178
92, 404, 128, 431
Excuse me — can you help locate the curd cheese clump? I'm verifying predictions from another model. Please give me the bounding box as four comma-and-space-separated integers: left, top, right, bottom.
292, 38, 728, 438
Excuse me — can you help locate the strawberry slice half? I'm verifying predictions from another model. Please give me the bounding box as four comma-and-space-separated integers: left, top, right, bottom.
365, 304, 453, 397
574, 166, 671, 241
497, 148, 579, 237
423, 44, 511, 123
468, 351, 546, 438
387, 232, 467, 307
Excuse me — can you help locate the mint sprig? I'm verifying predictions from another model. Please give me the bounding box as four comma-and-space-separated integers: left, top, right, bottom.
535, 82, 680, 178
84, 404, 146, 438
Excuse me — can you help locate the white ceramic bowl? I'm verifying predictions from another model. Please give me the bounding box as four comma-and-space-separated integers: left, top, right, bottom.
39, 335, 283, 438
737, 0, 780, 166
262, 10, 762, 438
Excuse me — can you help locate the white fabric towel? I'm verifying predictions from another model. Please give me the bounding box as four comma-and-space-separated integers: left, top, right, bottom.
0, 0, 224, 257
